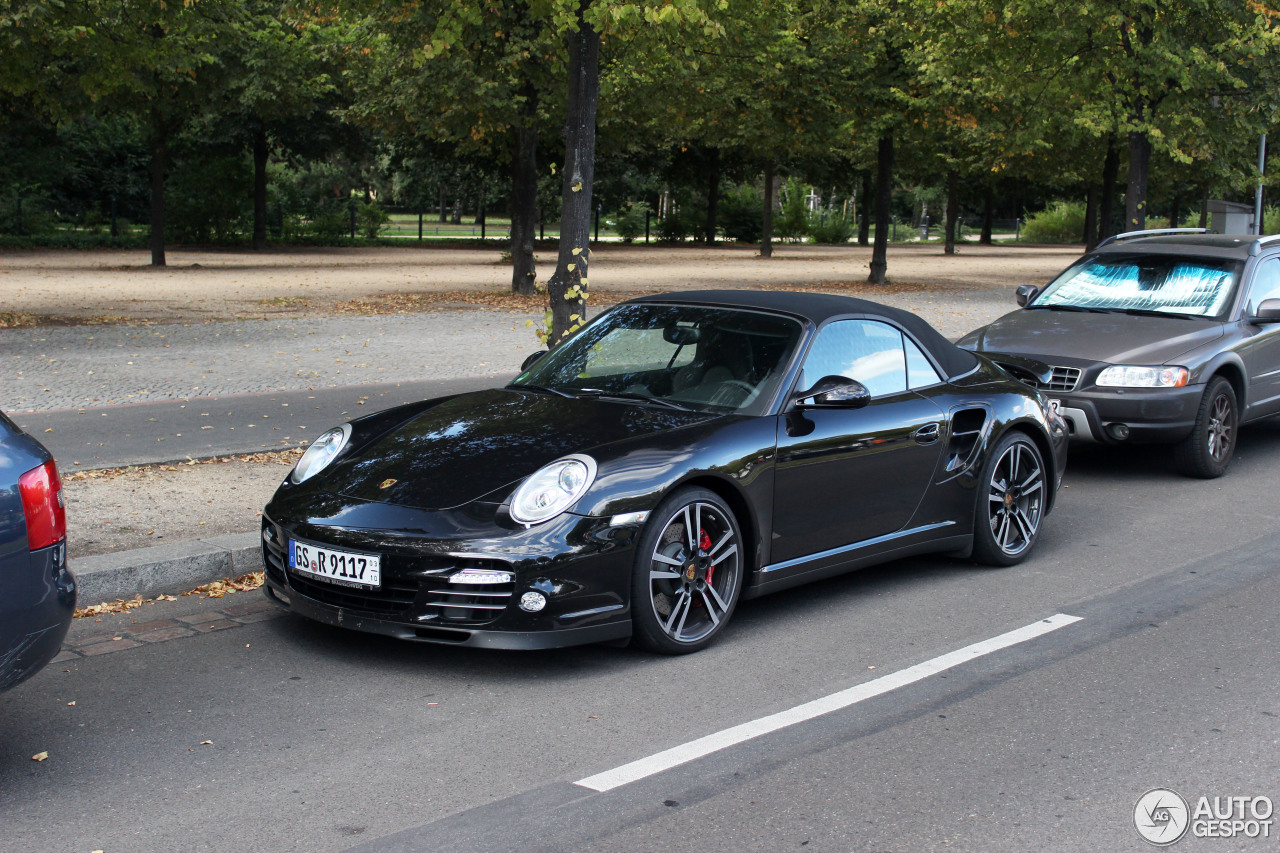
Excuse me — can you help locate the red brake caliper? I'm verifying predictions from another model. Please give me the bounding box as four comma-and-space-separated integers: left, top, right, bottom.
699, 528, 715, 585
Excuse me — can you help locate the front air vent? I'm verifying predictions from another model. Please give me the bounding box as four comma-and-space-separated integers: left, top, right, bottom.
423, 565, 515, 625
946, 408, 988, 472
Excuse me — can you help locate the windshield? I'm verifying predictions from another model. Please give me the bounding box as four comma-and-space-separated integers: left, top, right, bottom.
1030, 254, 1242, 318
511, 303, 804, 414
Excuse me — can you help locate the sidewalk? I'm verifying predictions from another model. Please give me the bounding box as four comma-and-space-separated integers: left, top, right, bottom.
0, 244, 1079, 606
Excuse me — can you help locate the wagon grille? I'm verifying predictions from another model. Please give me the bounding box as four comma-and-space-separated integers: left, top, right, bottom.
1041, 366, 1082, 392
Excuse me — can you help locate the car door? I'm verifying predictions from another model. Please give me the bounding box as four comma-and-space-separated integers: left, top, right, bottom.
771, 319, 946, 565
1239, 256, 1280, 417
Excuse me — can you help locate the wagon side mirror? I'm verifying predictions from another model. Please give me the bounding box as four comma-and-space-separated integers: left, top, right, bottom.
1252, 298, 1280, 323
793, 375, 870, 409
1015, 285, 1039, 307
520, 350, 549, 371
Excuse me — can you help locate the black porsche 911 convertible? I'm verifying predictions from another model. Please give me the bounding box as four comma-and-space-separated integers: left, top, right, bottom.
261, 291, 1067, 654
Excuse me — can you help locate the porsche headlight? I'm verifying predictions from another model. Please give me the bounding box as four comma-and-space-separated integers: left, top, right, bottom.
290, 423, 352, 484
509, 454, 597, 525
1096, 365, 1189, 388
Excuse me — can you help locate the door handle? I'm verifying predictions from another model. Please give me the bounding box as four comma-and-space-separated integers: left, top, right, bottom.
913, 422, 941, 444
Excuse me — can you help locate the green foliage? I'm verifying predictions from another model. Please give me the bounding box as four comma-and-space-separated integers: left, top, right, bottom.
357, 201, 390, 239
614, 201, 649, 243
309, 203, 353, 241
1020, 202, 1088, 244
0, 193, 56, 236
166, 155, 252, 243
808, 214, 853, 244
718, 184, 764, 244
776, 179, 810, 242
657, 207, 699, 242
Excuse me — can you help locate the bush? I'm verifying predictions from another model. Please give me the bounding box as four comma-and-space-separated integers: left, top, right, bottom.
357, 201, 389, 239
809, 214, 853, 244
308, 203, 351, 240
657, 208, 696, 242
614, 201, 649, 243
719, 184, 764, 243
1020, 201, 1088, 243
166, 154, 252, 243
776, 178, 811, 242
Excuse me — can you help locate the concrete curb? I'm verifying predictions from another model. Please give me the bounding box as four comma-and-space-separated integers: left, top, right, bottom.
71, 532, 261, 605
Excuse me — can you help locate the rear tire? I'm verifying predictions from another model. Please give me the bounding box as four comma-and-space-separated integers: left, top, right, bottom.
1173, 376, 1236, 479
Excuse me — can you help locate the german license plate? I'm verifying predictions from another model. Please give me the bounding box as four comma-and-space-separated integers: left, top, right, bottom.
288, 538, 381, 589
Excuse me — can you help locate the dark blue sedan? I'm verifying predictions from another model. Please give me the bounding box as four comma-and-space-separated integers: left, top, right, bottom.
0, 409, 75, 691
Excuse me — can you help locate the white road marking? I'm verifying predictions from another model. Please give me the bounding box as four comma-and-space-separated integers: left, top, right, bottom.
575, 613, 1083, 793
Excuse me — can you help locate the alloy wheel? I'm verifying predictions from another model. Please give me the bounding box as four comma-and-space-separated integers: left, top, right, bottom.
646, 500, 742, 645
987, 440, 1044, 557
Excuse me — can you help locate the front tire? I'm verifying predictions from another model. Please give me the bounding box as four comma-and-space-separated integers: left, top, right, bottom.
631, 488, 744, 654
1173, 376, 1236, 479
972, 431, 1046, 567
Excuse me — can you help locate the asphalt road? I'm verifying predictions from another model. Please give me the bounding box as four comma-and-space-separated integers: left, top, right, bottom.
12, 376, 509, 469
4, 426, 1280, 852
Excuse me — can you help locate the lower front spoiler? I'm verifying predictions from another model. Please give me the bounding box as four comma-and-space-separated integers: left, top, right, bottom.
264, 578, 632, 650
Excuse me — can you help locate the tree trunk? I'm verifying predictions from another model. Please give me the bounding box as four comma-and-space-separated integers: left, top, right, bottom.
510, 83, 539, 296
439, 184, 447, 222
858, 170, 872, 245
761, 160, 775, 258
1169, 189, 1181, 231
1098, 137, 1120, 242
980, 184, 994, 245
546, 6, 600, 346
944, 169, 959, 255
252, 126, 269, 251
704, 147, 720, 244
1125, 130, 1151, 231
148, 127, 167, 267
1199, 184, 1210, 229
1083, 183, 1099, 251
868, 132, 893, 284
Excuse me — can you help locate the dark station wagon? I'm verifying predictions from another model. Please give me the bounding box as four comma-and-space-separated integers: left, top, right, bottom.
959, 229, 1280, 477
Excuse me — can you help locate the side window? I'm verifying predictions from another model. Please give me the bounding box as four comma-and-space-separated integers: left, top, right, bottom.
802, 319, 907, 396
1247, 258, 1280, 316
904, 336, 941, 388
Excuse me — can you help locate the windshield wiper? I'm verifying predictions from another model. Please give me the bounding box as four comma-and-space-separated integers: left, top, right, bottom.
510, 383, 574, 398
1027, 304, 1112, 313
1115, 307, 1197, 320
575, 388, 694, 411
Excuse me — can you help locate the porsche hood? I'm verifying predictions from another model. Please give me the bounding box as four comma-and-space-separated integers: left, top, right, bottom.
325, 388, 712, 510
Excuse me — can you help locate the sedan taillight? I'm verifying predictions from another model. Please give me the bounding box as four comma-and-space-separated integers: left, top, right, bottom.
18, 460, 66, 551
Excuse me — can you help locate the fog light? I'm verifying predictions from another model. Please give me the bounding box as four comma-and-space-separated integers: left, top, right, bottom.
519, 591, 547, 612
1107, 422, 1130, 441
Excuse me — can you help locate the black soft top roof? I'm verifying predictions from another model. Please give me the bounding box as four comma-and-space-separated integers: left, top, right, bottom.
630, 289, 979, 379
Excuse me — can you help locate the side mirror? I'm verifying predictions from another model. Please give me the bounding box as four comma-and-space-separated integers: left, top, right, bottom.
520, 350, 549, 371
1015, 284, 1039, 307
1253, 298, 1280, 323
793, 375, 870, 409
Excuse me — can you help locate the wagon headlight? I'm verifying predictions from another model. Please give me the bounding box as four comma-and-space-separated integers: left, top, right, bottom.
290, 423, 352, 484
509, 454, 597, 525
1096, 365, 1189, 388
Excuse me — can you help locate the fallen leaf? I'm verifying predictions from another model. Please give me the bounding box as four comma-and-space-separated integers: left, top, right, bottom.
200, 740, 213, 745
67, 701, 75, 706
31, 751, 48, 762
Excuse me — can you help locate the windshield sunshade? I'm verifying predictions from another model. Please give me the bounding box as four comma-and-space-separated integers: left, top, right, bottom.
1032, 256, 1241, 317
